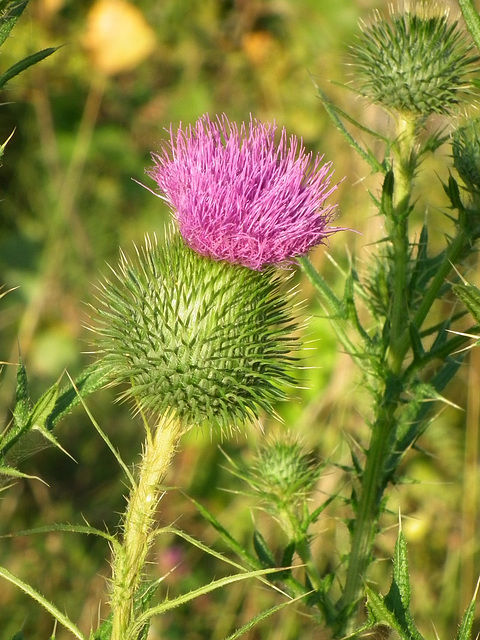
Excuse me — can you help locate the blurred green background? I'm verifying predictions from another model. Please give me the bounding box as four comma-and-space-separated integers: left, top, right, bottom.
0, 0, 478, 638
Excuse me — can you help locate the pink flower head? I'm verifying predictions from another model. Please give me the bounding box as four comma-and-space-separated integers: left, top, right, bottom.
147, 114, 342, 270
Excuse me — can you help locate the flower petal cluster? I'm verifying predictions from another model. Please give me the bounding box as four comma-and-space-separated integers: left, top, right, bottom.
147, 114, 340, 270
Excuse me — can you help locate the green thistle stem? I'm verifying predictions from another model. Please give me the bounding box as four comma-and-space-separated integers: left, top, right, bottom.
388, 115, 417, 373
110, 414, 182, 640
338, 391, 397, 628
339, 115, 419, 628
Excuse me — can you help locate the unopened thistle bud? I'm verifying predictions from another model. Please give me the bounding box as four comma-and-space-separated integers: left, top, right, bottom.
90, 231, 299, 435
453, 118, 480, 194
230, 438, 322, 509
351, 4, 479, 117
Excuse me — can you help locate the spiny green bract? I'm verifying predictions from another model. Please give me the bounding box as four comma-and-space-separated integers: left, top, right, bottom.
90, 232, 299, 434
234, 438, 321, 507
453, 118, 480, 194
351, 5, 479, 117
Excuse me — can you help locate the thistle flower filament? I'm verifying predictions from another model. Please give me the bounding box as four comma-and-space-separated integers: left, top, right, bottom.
147, 113, 341, 270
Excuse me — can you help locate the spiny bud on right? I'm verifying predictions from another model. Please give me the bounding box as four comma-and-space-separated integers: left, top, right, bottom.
351, 3, 480, 117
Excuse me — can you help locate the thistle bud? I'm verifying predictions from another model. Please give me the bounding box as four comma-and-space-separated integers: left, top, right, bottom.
231, 437, 322, 508
351, 4, 479, 117
90, 231, 299, 435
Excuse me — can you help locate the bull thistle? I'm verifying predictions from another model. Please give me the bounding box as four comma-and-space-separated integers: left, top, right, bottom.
88, 113, 343, 639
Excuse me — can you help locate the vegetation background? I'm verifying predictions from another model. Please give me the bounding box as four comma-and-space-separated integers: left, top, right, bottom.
0, 0, 478, 638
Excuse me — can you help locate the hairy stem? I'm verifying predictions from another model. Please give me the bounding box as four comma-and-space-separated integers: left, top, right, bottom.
110, 414, 182, 640
388, 115, 417, 373
338, 389, 398, 628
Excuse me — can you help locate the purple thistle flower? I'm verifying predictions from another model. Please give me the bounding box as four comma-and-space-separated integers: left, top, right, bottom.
147, 114, 342, 270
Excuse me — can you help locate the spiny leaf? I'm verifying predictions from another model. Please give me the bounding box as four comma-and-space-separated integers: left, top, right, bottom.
365, 531, 424, 640
409, 323, 425, 361
1, 377, 60, 458
90, 615, 112, 640
224, 594, 308, 640
13, 359, 30, 429
443, 175, 465, 211
381, 170, 395, 221
0, 464, 46, 484
453, 282, 480, 326
253, 529, 276, 567
455, 577, 479, 640
0, 0, 28, 47
315, 83, 385, 173
0, 47, 58, 89
0, 565, 86, 640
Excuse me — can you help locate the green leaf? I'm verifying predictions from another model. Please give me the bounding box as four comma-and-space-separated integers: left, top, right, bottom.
453, 282, 480, 326
0, 0, 28, 47
381, 170, 395, 221
386, 531, 411, 610
46, 364, 106, 431
409, 323, 425, 362
13, 360, 30, 429
187, 495, 261, 569
0, 523, 118, 548
315, 83, 385, 173
0, 47, 58, 89
459, 0, 480, 55
253, 529, 276, 567
365, 531, 424, 640
1, 376, 60, 458
456, 579, 479, 640
10, 632, 24, 640
132, 566, 291, 631
0, 464, 45, 484
443, 175, 465, 211
224, 594, 308, 640
366, 586, 405, 635
90, 615, 112, 640
0, 565, 86, 640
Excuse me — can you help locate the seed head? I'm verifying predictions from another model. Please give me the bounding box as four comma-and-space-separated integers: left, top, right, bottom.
90, 231, 300, 435
147, 114, 341, 270
351, 4, 480, 117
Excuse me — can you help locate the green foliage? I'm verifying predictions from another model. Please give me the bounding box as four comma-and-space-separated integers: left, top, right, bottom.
362, 529, 478, 640
0, 360, 105, 483
364, 530, 424, 640
0, 0, 57, 164
453, 281, 480, 328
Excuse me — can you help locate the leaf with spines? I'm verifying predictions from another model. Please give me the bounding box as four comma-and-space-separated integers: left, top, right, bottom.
455, 578, 479, 640
0, 0, 28, 47
365, 529, 424, 640
453, 281, 480, 329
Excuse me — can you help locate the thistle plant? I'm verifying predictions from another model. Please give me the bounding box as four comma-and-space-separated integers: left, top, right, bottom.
84, 114, 341, 640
